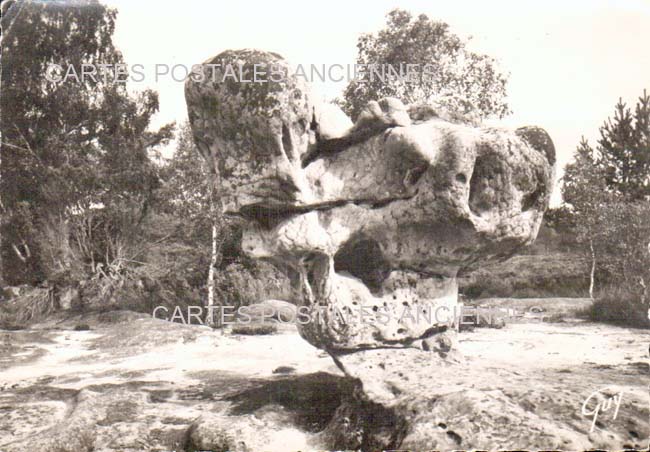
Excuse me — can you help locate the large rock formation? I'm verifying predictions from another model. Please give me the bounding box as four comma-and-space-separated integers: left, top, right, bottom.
185, 49, 556, 448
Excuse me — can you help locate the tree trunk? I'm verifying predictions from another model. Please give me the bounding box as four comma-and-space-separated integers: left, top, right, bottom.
588, 238, 596, 300
206, 220, 219, 327
639, 276, 647, 306
0, 206, 3, 286
11, 243, 28, 263
205, 167, 222, 328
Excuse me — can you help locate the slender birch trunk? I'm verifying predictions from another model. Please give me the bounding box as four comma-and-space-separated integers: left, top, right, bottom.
205, 167, 222, 328
206, 219, 218, 327
639, 276, 647, 306
588, 238, 596, 300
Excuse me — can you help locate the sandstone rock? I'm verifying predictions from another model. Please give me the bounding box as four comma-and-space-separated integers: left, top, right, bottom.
313, 101, 352, 140
185, 48, 557, 450
360, 97, 411, 127
1, 312, 647, 451
188, 412, 313, 452
185, 49, 317, 215
241, 299, 297, 323
327, 342, 650, 450
421, 330, 457, 358
186, 415, 236, 452
186, 49, 555, 351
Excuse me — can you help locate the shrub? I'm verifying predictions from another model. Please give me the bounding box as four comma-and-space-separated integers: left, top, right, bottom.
542, 312, 568, 323
231, 323, 278, 335
459, 253, 590, 299
587, 285, 649, 328
461, 278, 514, 299
0, 311, 25, 330
214, 260, 293, 311
0, 286, 56, 324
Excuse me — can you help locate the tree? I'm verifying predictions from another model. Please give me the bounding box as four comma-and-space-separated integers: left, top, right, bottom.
160, 123, 225, 326
562, 138, 611, 298
0, 0, 173, 285
563, 90, 650, 314
596, 91, 650, 200
340, 9, 510, 121
596, 203, 650, 306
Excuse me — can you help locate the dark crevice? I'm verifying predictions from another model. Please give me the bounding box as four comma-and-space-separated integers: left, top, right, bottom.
330, 325, 449, 355
522, 185, 544, 211
231, 193, 416, 229
310, 109, 319, 132
302, 125, 395, 168
404, 163, 429, 186
469, 151, 506, 216
281, 123, 295, 160
400, 266, 456, 279
303, 252, 330, 300
446, 430, 463, 445
234, 200, 349, 228
353, 194, 415, 209
334, 238, 391, 292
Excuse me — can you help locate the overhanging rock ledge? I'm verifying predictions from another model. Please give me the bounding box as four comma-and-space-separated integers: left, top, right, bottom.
185, 48, 556, 449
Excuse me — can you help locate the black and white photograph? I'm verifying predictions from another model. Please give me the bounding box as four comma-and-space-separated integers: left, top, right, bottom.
0, 0, 649, 450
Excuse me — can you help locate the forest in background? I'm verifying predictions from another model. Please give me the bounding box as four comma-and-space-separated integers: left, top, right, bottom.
1, 1, 648, 329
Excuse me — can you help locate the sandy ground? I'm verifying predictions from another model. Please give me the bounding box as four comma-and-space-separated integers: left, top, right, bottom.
0, 300, 648, 451
1, 320, 339, 389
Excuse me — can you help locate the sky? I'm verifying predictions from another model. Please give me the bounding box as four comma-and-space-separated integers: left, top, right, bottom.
106, 0, 650, 206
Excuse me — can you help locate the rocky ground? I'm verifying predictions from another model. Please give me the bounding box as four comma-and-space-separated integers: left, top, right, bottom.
0, 299, 648, 451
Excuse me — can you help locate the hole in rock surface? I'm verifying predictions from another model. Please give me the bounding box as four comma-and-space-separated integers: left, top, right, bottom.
404, 163, 429, 186
468, 151, 508, 216
304, 252, 331, 300
518, 165, 546, 212
446, 430, 463, 445
281, 123, 295, 159
521, 184, 544, 211
334, 238, 391, 292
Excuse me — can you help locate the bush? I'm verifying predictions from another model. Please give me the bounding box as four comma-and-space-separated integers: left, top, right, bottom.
0, 286, 56, 324
214, 260, 293, 311
0, 311, 25, 330
231, 323, 278, 335
587, 285, 649, 328
0, 205, 297, 325
459, 253, 590, 299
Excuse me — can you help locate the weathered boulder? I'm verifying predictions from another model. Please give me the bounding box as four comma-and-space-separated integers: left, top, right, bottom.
241, 299, 297, 323
185, 49, 316, 214
185, 48, 556, 449
186, 49, 555, 352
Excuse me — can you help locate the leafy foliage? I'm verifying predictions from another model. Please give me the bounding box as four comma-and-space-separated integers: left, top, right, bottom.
157, 123, 292, 313
562, 90, 650, 326
587, 285, 650, 328
231, 323, 278, 336
0, 0, 173, 285
340, 9, 510, 121
597, 91, 650, 200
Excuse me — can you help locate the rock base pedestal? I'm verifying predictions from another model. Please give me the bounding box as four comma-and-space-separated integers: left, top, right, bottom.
184, 48, 559, 452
